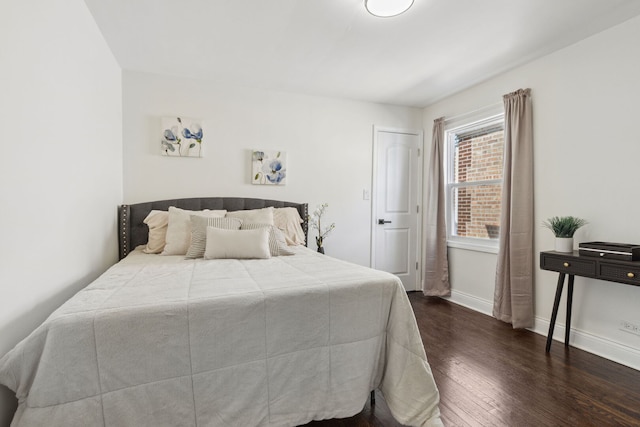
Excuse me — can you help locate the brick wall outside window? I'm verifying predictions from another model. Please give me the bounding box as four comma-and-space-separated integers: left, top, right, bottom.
454, 131, 504, 239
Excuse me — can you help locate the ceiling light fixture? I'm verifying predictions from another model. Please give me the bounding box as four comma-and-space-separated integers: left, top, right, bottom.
365, 0, 414, 18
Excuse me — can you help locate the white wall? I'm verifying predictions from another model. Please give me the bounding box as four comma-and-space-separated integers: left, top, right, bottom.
0, 0, 122, 424
423, 15, 640, 369
122, 71, 423, 266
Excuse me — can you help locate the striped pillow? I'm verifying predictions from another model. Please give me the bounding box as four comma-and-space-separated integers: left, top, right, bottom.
186, 216, 243, 258
240, 223, 295, 256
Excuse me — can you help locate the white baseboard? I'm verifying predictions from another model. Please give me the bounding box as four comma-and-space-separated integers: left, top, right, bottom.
444, 290, 493, 316
443, 290, 640, 371
531, 317, 640, 371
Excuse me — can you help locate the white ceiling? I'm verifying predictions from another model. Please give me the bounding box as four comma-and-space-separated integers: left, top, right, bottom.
85, 0, 640, 107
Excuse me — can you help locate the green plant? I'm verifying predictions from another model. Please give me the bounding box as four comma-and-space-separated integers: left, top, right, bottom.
542, 216, 587, 238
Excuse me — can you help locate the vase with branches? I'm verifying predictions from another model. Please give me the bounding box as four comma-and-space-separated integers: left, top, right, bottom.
309, 203, 335, 254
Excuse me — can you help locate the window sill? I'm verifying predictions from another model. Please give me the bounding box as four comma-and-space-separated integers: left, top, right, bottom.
447, 239, 499, 254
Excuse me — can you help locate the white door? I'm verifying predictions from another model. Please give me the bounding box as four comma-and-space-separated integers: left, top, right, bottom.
371, 128, 422, 291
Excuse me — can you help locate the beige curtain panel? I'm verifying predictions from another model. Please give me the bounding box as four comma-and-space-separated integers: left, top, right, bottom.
493, 88, 534, 328
423, 117, 450, 296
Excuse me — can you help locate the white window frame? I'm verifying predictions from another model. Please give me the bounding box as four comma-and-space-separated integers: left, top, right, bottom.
444, 112, 505, 254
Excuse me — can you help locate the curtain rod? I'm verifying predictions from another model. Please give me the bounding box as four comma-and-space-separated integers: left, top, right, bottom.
443, 101, 503, 124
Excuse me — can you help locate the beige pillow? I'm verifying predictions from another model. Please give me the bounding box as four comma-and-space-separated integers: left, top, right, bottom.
142, 210, 169, 254
186, 216, 243, 259
162, 207, 227, 255
273, 207, 306, 245
204, 227, 271, 260
226, 207, 274, 225
240, 223, 295, 256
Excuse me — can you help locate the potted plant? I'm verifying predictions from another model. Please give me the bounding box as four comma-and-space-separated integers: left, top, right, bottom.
543, 216, 587, 252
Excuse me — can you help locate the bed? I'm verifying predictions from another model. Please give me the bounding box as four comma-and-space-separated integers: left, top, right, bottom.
0, 197, 442, 427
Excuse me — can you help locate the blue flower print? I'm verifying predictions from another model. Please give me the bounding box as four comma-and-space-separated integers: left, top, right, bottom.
161, 140, 175, 153
164, 129, 177, 142
182, 123, 203, 142
163, 126, 182, 155
180, 122, 203, 156
262, 159, 286, 184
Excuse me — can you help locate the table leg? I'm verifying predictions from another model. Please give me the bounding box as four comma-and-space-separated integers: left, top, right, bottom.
565, 275, 574, 347
546, 273, 566, 352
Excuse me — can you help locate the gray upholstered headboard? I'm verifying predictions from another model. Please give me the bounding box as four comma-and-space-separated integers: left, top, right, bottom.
118, 197, 308, 260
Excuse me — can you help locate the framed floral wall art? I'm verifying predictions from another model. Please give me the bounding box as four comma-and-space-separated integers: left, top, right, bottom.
161, 117, 204, 157
252, 150, 287, 185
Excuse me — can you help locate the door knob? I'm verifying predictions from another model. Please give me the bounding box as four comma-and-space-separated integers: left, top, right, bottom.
378, 219, 392, 225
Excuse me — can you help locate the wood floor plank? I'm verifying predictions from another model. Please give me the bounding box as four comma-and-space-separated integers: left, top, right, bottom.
302, 294, 640, 426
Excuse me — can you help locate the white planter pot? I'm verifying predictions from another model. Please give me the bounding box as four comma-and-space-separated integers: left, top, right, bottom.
555, 237, 574, 253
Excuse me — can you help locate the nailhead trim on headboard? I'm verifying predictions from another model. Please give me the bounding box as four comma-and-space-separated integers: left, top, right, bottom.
118, 204, 130, 260
301, 203, 308, 246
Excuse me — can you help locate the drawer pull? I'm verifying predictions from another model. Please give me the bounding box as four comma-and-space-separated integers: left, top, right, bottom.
563, 262, 570, 267
627, 272, 635, 278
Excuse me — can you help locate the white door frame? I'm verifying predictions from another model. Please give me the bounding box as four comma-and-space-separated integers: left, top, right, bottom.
370, 126, 424, 291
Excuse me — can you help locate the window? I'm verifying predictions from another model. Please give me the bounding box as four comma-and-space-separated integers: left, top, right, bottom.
445, 113, 504, 252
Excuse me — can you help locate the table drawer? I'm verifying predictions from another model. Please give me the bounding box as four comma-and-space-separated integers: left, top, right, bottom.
599, 263, 640, 286
540, 253, 596, 276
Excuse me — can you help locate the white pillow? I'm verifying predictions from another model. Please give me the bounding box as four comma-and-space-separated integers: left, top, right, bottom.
273, 207, 306, 245
185, 216, 243, 259
162, 207, 227, 255
142, 210, 169, 254
226, 207, 274, 225
240, 223, 295, 256
204, 227, 271, 260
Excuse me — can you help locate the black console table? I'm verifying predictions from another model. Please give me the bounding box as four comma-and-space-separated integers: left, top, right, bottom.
540, 250, 640, 352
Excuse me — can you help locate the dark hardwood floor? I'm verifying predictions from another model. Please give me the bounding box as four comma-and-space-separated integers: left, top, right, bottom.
303, 293, 640, 427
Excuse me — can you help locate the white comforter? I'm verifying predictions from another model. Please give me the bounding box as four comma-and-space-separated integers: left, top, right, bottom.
0, 247, 442, 427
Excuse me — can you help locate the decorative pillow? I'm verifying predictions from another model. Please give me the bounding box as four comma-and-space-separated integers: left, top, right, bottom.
162, 207, 227, 256
273, 207, 306, 245
204, 227, 271, 260
226, 207, 274, 225
186, 216, 243, 259
240, 223, 295, 256
142, 210, 169, 254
